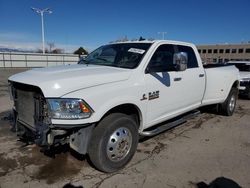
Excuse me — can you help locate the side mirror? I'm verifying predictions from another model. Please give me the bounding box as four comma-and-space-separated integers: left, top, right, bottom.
173, 52, 188, 71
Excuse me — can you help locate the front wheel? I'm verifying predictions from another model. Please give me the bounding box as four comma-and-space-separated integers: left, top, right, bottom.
220, 88, 238, 116
88, 113, 139, 172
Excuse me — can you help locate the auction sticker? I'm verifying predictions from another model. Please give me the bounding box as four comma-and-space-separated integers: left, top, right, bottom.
128, 48, 145, 54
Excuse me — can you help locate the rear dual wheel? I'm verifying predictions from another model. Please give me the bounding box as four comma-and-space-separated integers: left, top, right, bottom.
88, 113, 138, 173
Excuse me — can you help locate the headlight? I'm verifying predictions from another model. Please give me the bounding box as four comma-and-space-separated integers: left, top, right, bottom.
47, 98, 93, 119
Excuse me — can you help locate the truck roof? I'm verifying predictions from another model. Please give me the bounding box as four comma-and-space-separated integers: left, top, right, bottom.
111, 40, 195, 47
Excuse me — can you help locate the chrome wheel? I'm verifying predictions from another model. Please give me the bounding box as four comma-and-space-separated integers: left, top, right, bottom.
106, 127, 132, 162
88, 113, 138, 172
229, 94, 236, 112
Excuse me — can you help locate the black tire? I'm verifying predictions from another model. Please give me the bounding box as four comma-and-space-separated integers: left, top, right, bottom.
88, 113, 139, 173
220, 88, 238, 116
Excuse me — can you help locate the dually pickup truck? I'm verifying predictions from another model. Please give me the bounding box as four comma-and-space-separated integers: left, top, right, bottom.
9, 40, 239, 172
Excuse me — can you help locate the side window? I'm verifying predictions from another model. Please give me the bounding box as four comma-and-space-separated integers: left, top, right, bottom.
177, 45, 198, 68
147, 44, 176, 72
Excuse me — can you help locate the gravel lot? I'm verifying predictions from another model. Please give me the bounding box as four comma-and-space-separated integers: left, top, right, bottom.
0, 68, 250, 188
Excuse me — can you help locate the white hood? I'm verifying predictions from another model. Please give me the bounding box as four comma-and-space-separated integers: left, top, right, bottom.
9, 64, 132, 97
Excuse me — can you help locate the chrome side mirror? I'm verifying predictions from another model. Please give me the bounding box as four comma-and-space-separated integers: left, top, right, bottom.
173, 52, 188, 71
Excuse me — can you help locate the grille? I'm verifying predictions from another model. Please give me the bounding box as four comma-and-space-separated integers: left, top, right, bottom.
16, 89, 36, 128
11, 82, 46, 130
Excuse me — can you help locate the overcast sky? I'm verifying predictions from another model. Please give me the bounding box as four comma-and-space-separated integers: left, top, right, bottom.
0, 0, 250, 52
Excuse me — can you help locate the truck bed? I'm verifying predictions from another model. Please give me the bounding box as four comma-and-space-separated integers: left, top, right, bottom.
202, 65, 239, 105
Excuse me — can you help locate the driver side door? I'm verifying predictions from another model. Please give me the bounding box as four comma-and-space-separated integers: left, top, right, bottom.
144, 44, 204, 128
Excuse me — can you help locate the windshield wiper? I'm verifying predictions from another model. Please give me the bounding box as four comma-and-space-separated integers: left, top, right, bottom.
78, 58, 90, 65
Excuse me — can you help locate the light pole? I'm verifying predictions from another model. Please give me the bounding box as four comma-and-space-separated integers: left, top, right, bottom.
31, 7, 52, 54
158, 31, 167, 40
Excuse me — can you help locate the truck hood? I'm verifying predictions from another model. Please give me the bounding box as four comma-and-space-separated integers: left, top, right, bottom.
9, 64, 132, 97
239, 71, 250, 80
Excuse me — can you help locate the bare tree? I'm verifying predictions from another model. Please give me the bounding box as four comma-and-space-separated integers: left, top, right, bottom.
47, 42, 55, 53
52, 48, 64, 54
113, 36, 129, 43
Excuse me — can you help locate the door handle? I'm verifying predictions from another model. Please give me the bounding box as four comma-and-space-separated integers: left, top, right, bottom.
174, 77, 182, 81
199, 74, 205, 77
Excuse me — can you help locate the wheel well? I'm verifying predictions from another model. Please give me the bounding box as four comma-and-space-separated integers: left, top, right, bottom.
231, 80, 239, 96
101, 104, 141, 129
232, 80, 239, 89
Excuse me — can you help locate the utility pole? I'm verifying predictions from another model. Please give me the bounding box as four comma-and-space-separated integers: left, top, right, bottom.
158, 31, 167, 40
31, 7, 52, 54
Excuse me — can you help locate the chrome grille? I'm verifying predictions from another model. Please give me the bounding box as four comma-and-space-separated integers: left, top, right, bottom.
16, 89, 35, 128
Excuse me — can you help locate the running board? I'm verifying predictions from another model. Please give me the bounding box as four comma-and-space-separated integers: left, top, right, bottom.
140, 110, 200, 137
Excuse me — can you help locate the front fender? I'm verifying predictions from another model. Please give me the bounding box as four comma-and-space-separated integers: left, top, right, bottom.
92, 97, 145, 129
56, 81, 147, 130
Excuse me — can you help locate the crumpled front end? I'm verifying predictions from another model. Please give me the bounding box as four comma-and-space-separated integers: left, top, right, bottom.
10, 81, 52, 145
9, 81, 93, 153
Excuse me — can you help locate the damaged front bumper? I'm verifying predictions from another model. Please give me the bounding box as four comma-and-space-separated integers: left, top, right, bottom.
14, 109, 95, 154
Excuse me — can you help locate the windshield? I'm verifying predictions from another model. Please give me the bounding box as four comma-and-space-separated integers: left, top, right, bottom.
80, 43, 152, 69
231, 63, 250, 72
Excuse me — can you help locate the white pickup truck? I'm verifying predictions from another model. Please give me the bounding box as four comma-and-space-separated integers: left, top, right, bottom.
9, 40, 239, 172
